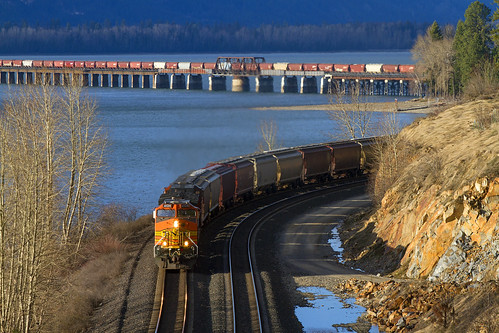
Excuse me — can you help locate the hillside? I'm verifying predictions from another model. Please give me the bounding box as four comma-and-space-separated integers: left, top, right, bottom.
0, 0, 486, 26
339, 96, 498, 331
373, 98, 498, 282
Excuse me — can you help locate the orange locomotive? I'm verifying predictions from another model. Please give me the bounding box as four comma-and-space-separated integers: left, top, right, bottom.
153, 198, 199, 269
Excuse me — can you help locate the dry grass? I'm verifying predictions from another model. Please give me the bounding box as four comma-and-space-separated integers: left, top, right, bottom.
414, 282, 499, 333
42, 204, 153, 332
377, 96, 499, 206
368, 138, 420, 205
48, 250, 129, 332
463, 63, 499, 101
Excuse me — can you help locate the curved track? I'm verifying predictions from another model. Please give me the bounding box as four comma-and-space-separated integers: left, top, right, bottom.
228, 178, 366, 332
154, 270, 189, 333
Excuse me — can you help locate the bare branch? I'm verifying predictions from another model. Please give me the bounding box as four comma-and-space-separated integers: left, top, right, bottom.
257, 119, 280, 152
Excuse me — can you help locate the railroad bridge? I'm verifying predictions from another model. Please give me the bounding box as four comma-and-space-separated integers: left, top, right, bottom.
0, 57, 422, 96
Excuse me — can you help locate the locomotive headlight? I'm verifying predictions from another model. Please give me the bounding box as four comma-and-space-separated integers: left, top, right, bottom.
162, 241, 167, 246
173, 220, 179, 228
184, 241, 189, 247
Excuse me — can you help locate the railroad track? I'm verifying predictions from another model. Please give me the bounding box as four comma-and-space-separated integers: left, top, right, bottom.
153, 269, 189, 333
147, 177, 367, 333
227, 178, 367, 332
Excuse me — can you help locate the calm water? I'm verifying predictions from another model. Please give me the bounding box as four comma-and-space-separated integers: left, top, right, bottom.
0, 51, 420, 214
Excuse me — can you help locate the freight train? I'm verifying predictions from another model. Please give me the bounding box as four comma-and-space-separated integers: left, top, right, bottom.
152, 138, 375, 269
0, 58, 414, 74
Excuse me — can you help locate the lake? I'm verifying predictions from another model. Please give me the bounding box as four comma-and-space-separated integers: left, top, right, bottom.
0, 51, 420, 215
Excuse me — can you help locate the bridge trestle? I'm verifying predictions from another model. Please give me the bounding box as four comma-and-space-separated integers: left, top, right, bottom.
0, 68, 421, 96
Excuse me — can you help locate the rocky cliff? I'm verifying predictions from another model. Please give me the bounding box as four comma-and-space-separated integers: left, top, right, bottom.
367, 98, 498, 282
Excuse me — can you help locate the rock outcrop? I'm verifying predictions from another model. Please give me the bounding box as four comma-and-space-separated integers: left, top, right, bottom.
366, 98, 499, 282
337, 278, 499, 333
374, 177, 499, 282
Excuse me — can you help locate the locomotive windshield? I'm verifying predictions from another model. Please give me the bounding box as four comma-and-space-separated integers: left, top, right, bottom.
156, 209, 175, 218
178, 209, 197, 222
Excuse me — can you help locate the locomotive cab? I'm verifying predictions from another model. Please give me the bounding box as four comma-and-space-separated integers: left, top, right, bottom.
153, 199, 199, 269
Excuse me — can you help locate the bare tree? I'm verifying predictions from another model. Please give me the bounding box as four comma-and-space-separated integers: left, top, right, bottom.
0, 85, 58, 332
368, 109, 418, 205
327, 81, 373, 140
60, 81, 108, 249
0, 81, 107, 333
412, 24, 455, 98
257, 119, 280, 152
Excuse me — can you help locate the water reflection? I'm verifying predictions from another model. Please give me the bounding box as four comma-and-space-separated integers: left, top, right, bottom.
295, 286, 379, 333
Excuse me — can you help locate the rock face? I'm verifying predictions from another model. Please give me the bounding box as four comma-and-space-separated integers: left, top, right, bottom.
379, 177, 499, 282
368, 98, 499, 282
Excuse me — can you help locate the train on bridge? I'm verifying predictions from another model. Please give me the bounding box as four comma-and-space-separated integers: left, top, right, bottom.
0, 57, 414, 75
0, 57, 420, 95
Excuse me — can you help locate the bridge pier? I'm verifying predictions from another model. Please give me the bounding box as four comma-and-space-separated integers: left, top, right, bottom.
300, 76, 317, 94
100, 74, 109, 87
43, 73, 51, 85
122, 75, 129, 88
387, 80, 394, 95
232, 76, 250, 92
35, 73, 43, 85
209, 75, 226, 91
371, 80, 378, 95
26, 72, 34, 85
132, 75, 140, 88
23, 72, 28, 85
281, 76, 298, 93
81, 74, 89, 86
358, 80, 368, 95
11, 72, 18, 84
70, 73, 78, 86
255, 76, 273, 93
53, 73, 62, 86
91, 74, 98, 87
17, 72, 25, 85
143, 75, 151, 88
343, 79, 350, 94
402, 80, 410, 96
187, 74, 202, 90
170, 74, 186, 89
153, 74, 169, 89
112, 74, 120, 87
63, 73, 71, 86
320, 76, 332, 94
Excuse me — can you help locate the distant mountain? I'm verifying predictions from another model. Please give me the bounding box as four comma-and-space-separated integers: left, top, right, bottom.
0, 0, 493, 27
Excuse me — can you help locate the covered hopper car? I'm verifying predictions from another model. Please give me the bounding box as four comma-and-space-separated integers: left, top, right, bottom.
153, 138, 374, 269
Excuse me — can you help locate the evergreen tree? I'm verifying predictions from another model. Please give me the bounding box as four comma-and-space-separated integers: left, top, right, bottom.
453, 1, 493, 89
428, 21, 443, 41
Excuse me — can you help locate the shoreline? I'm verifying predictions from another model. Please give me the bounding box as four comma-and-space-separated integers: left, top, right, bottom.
253, 99, 450, 114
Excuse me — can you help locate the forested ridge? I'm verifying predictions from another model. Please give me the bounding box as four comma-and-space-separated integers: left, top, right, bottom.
0, 21, 428, 54
0, 0, 479, 27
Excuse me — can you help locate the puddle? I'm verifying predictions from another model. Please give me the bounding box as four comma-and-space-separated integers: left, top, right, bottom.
329, 226, 364, 272
295, 286, 379, 333
328, 226, 345, 264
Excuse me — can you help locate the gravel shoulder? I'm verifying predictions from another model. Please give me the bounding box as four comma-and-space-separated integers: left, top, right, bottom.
88, 223, 158, 333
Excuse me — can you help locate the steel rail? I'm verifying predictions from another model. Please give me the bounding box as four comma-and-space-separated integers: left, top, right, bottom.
154, 270, 189, 333
181, 270, 188, 333
229, 177, 367, 332
154, 271, 166, 333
